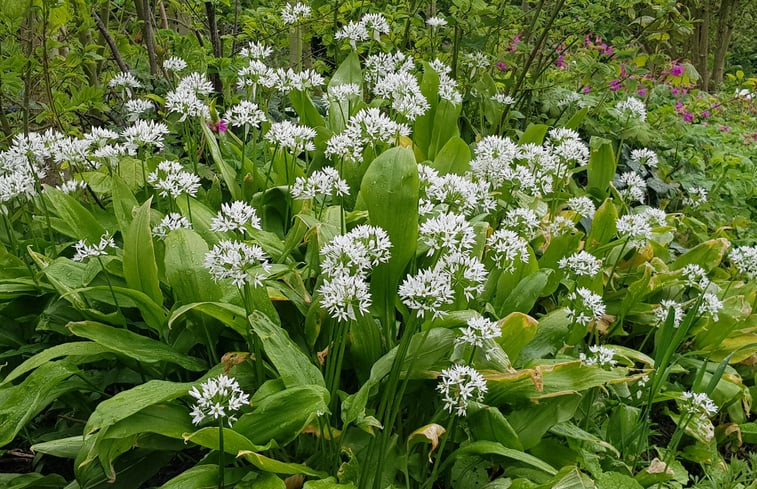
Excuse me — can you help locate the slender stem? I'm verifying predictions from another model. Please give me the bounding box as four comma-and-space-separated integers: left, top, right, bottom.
423, 415, 456, 489
97, 256, 120, 311
218, 418, 225, 489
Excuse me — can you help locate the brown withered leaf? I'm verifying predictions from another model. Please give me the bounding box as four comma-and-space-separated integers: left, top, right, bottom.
221, 352, 250, 374
408, 423, 446, 462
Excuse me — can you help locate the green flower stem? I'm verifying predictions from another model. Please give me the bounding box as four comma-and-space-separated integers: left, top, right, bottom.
423, 415, 456, 489
218, 417, 225, 489
96, 256, 120, 311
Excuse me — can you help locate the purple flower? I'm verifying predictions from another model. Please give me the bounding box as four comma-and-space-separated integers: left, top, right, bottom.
683, 112, 694, 123
671, 64, 684, 77
583, 86, 591, 94
507, 34, 521, 53
609, 80, 622, 92
496, 62, 508, 71
555, 54, 566, 69
637, 88, 647, 96
701, 110, 710, 118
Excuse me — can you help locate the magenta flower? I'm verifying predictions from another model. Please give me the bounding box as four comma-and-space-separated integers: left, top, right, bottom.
683, 112, 694, 123
583, 86, 591, 94
671, 64, 684, 77
609, 80, 622, 92
555, 54, 566, 69
496, 62, 508, 71
507, 34, 521, 53
637, 88, 647, 97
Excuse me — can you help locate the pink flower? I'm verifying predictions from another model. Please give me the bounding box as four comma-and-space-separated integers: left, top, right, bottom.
207, 119, 228, 133
719, 125, 731, 133
671, 64, 684, 77
507, 34, 522, 53
496, 62, 508, 71
583, 86, 591, 94
554, 54, 566, 69
609, 80, 622, 92
701, 110, 710, 118
637, 88, 647, 97
683, 112, 694, 123
671, 88, 680, 96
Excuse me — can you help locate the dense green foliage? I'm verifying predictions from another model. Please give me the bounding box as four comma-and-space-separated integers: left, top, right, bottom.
0, 1, 756, 488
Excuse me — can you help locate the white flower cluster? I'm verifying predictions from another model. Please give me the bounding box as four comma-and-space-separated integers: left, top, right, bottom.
630, 148, 658, 168
163, 56, 188, 72
566, 287, 606, 326
204, 240, 271, 288
429, 59, 462, 105
328, 83, 361, 102
501, 207, 540, 240
153, 213, 192, 239
291, 167, 350, 201
281, 2, 311, 24
73, 232, 116, 262
579, 345, 617, 368
486, 229, 529, 273
189, 374, 250, 425
210, 201, 262, 234
491, 93, 516, 105
455, 315, 501, 356
108, 72, 141, 92
122, 120, 170, 154
319, 225, 392, 321
399, 268, 455, 319
616, 172, 647, 203
730, 245, 757, 278
326, 108, 410, 161
566, 196, 596, 219
559, 250, 602, 278
681, 264, 711, 290
655, 300, 685, 328
224, 100, 266, 128
698, 292, 723, 321
436, 364, 488, 417
426, 16, 447, 28
373, 71, 429, 120
147, 160, 201, 199
436, 253, 488, 302
616, 213, 652, 247
419, 212, 476, 256
681, 391, 718, 417
364, 52, 415, 88
265, 120, 316, 153
124, 99, 154, 121
240, 41, 272, 60
418, 165, 493, 217
336, 13, 390, 49
615, 96, 647, 122
166, 72, 214, 121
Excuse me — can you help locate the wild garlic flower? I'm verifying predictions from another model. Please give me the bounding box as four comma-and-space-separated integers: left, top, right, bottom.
680, 391, 718, 417
124, 99, 154, 121
426, 16, 447, 28
270, 68, 324, 93
147, 160, 201, 199
419, 169, 494, 217
547, 128, 581, 145
348, 107, 411, 145
579, 345, 617, 368
57, 179, 87, 194
335, 21, 369, 49
364, 52, 415, 87
547, 216, 576, 237
177, 72, 215, 96
122, 120, 170, 154
698, 292, 723, 321
419, 212, 476, 256
324, 132, 364, 162
559, 250, 602, 278
616, 214, 652, 247
153, 213, 192, 239
502, 207, 541, 240
486, 229, 529, 273
566, 287, 606, 326
429, 59, 462, 104
319, 273, 372, 322
462, 52, 490, 77
399, 268, 455, 318
320, 225, 392, 278
491, 93, 516, 105
681, 264, 711, 290
436, 364, 488, 417
204, 240, 271, 288
108, 72, 142, 91
557, 92, 581, 107
567, 196, 597, 219
373, 71, 429, 120
683, 186, 708, 207
551, 138, 589, 166
655, 300, 685, 328
730, 245, 757, 279
615, 96, 647, 122
361, 13, 389, 40
210, 201, 262, 234
240, 41, 272, 60
224, 101, 266, 128
630, 148, 658, 168
616, 172, 647, 203
189, 374, 250, 426
435, 253, 488, 301
470, 136, 519, 188
73, 232, 116, 262
237, 60, 275, 94
265, 121, 316, 153
93, 143, 129, 159
166, 86, 210, 121
328, 83, 361, 102
163, 56, 188, 72
455, 315, 501, 351
642, 207, 667, 227
281, 2, 311, 24
291, 167, 350, 201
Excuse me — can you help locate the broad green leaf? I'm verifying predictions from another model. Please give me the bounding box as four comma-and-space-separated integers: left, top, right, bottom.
359, 147, 419, 337
496, 313, 538, 363
428, 99, 461, 159
123, 198, 163, 305
67, 321, 206, 371
237, 450, 327, 477
0, 362, 77, 447
432, 136, 471, 175
44, 185, 106, 241
31, 436, 83, 459
169, 302, 248, 336
671, 238, 730, 271
518, 124, 549, 145
549, 422, 619, 456
539, 466, 596, 488
84, 380, 194, 438
2, 341, 112, 385
202, 123, 241, 200
407, 424, 446, 462
498, 269, 551, 317
111, 174, 138, 233
586, 199, 618, 249
290, 89, 325, 128
163, 228, 222, 304
565, 108, 589, 131
595, 471, 644, 489
104, 403, 194, 440
0, 473, 67, 489
183, 427, 266, 454
304, 477, 357, 489
233, 384, 329, 446
158, 465, 249, 489
586, 137, 616, 195
414, 63, 441, 159
508, 396, 581, 450
467, 404, 523, 450
250, 311, 324, 387
445, 441, 557, 476
74, 286, 166, 332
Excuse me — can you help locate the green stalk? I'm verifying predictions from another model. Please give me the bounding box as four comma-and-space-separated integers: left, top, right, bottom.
96, 256, 121, 311
423, 415, 456, 489
218, 418, 225, 489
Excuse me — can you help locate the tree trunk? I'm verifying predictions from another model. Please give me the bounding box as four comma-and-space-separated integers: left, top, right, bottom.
135, 0, 158, 75
204, 1, 224, 95
710, 0, 739, 90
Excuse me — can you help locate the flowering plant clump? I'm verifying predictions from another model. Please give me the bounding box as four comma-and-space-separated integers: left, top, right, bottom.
2, 3, 755, 489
